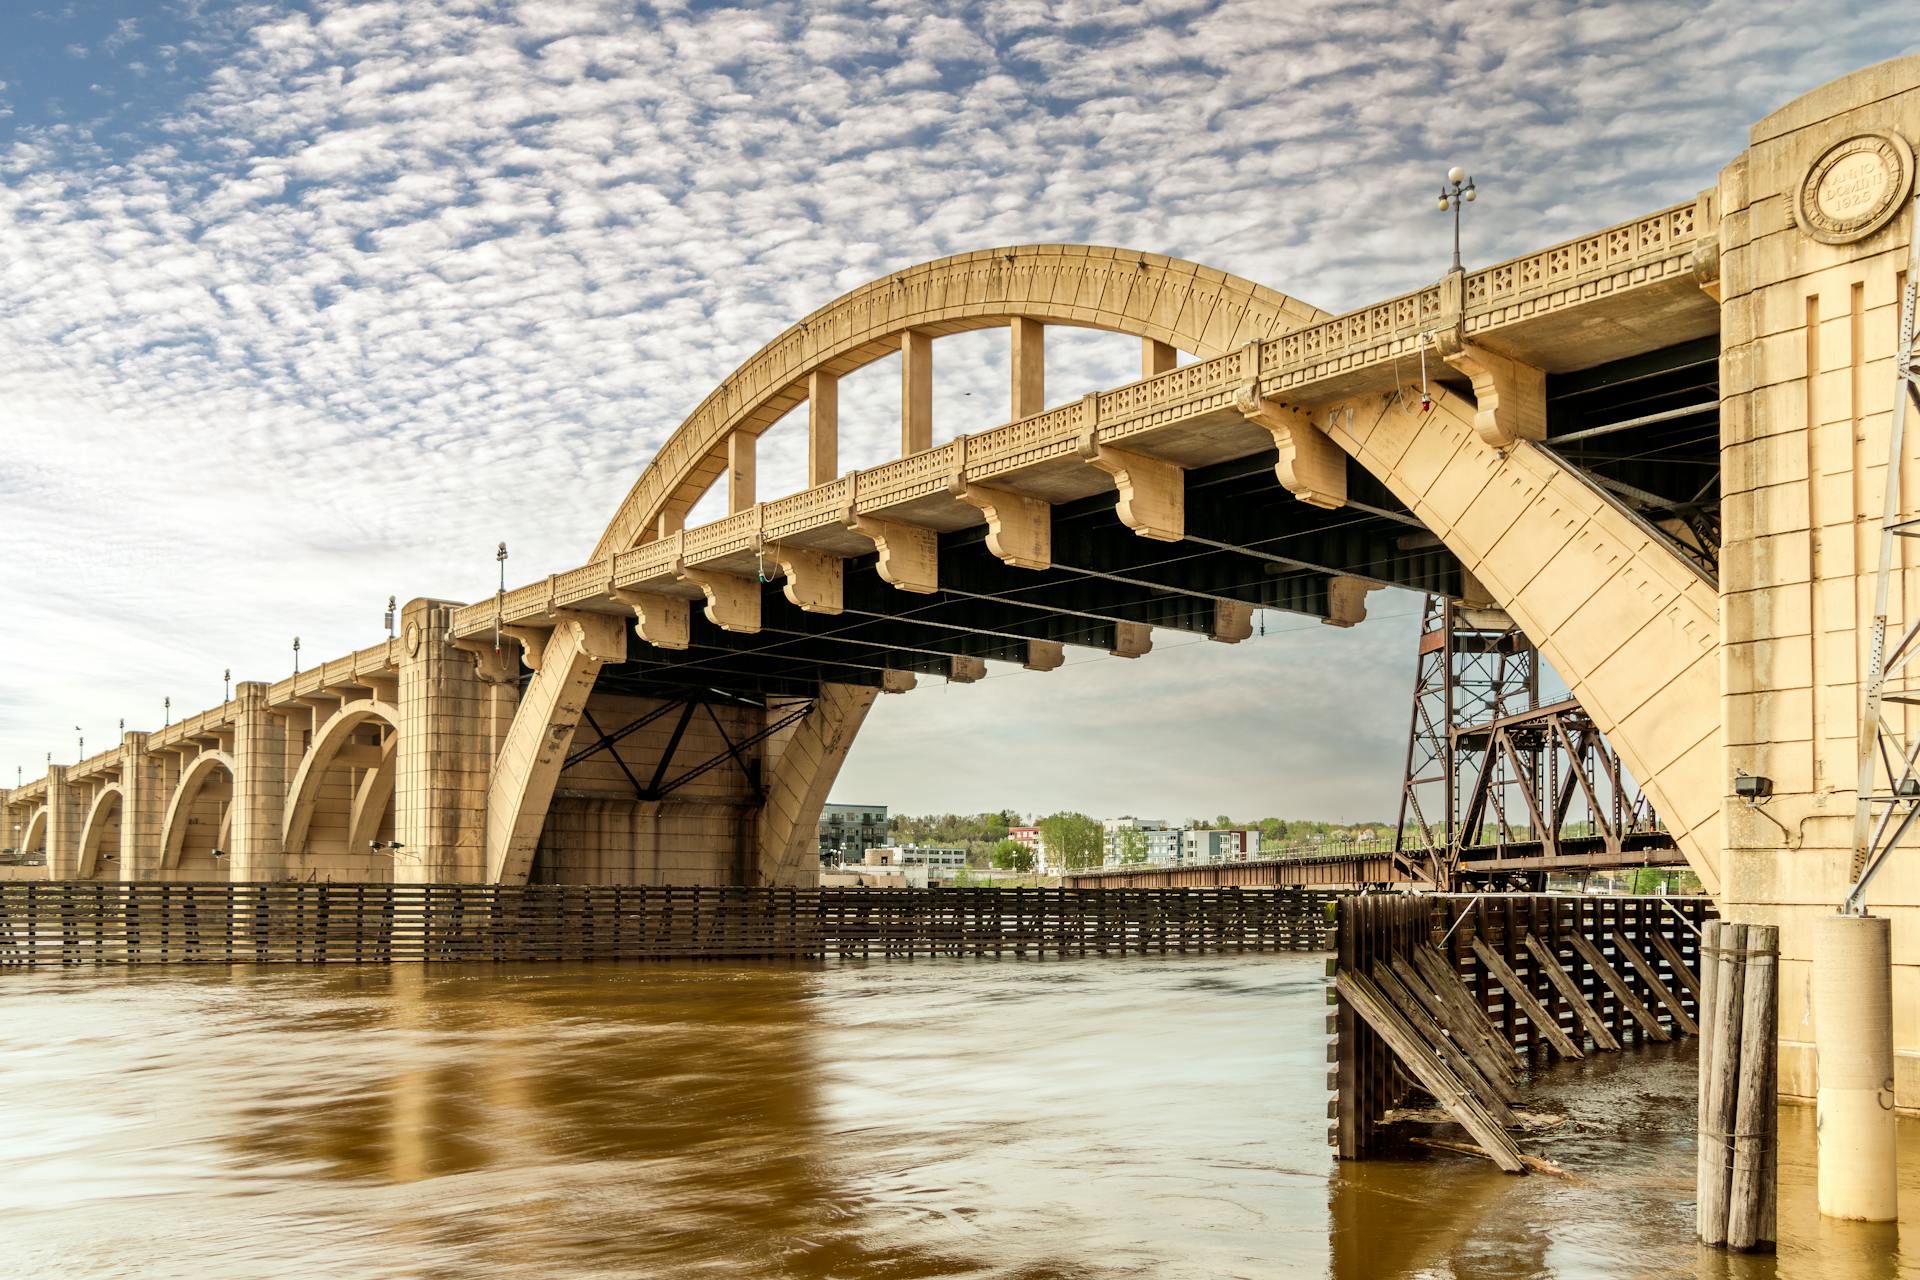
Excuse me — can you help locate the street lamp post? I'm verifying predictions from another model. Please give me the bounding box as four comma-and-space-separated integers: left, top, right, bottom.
1437, 165, 1477, 272
495, 541, 509, 655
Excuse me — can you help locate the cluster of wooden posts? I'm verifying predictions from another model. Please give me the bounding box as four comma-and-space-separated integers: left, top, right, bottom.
1329, 893, 1714, 1173
0, 882, 1338, 965
1697, 920, 1779, 1253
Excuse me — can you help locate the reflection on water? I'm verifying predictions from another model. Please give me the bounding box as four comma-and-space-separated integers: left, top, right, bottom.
0, 955, 1913, 1278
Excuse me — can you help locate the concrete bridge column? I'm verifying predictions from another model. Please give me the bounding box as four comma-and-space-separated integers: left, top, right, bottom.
229, 681, 290, 882
42, 766, 82, 880
1713, 56, 1920, 1107
118, 731, 165, 881
808, 370, 838, 487
396, 599, 518, 883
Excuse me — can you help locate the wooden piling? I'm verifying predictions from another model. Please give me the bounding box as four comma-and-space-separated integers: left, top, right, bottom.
1569, 932, 1671, 1042
1651, 926, 1703, 1002
1700, 921, 1747, 1248
1727, 924, 1778, 1253
1695, 920, 1720, 1242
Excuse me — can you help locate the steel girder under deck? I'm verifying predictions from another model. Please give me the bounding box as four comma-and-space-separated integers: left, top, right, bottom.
593, 451, 1463, 702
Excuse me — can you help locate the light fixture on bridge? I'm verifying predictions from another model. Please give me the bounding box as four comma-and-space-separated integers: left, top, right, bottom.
292, 636, 301, 674
223, 669, 231, 702
384, 596, 397, 638
209, 848, 226, 859
1437, 165, 1477, 273
1733, 769, 1773, 801
495, 541, 509, 655
163, 696, 170, 726
75, 727, 83, 759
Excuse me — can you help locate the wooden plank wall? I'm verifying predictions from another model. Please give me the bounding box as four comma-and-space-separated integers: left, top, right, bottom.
0, 883, 1340, 966
1329, 893, 1714, 1159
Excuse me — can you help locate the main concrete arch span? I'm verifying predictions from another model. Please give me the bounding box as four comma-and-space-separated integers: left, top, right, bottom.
458, 204, 1729, 892
592, 246, 1331, 558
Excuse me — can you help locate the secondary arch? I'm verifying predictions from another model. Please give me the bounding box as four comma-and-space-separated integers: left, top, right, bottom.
282, 699, 399, 852
161, 751, 235, 869
75, 785, 124, 880
21, 807, 48, 860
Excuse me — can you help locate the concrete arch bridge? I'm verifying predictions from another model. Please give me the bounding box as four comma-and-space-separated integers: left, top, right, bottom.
6, 57, 1920, 1107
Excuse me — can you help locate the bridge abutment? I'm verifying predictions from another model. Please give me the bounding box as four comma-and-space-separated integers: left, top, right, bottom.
1714, 56, 1920, 1108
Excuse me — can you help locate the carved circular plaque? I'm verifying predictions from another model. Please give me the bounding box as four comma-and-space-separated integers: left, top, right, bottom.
1795, 130, 1914, 245
404, 620, 421, 657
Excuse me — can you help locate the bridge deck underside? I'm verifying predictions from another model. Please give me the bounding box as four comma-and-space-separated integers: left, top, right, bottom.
584, 453, 1461, 701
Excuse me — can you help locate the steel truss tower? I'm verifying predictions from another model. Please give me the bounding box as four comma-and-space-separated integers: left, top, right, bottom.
1393, 595, 1664, 889
1847, 194, 1920, 914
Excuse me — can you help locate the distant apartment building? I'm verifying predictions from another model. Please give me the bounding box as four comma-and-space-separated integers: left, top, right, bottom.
864, 844, 968, 885
819, 802, 889, 866
1102, 817, 1182, 866
1098, 818, 1260, 867
1181, 827, 1261, 863
1010, 826, 1042, 861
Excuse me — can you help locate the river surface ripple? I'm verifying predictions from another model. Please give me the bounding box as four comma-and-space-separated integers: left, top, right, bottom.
2, 953, 1917, 1279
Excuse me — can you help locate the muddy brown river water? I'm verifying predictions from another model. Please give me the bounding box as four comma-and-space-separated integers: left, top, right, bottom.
1, 953, 1916, 1279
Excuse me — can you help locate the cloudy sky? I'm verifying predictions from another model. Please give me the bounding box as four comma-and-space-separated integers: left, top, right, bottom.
0, 1, 1908, 823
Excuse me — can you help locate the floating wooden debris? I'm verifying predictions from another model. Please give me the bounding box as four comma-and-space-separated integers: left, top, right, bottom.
1409, 1136, 1576, 1180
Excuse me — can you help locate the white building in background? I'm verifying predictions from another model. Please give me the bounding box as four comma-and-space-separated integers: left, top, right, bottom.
1101, 817, 1181, 866
864, 845, 968, 884
1099, 818, 1261, 867
1181, 828, 1260, 863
